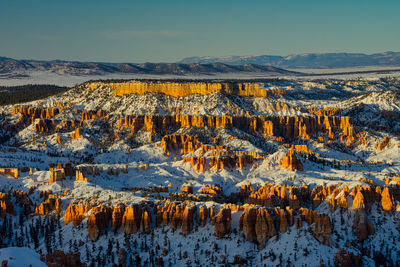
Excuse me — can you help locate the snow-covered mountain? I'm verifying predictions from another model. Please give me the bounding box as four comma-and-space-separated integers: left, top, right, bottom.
0, 57, 296, 76
180, 51, 400, 69
0, 77, 400, 266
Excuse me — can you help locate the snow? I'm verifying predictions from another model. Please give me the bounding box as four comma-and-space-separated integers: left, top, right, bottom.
0, 247, 46, 267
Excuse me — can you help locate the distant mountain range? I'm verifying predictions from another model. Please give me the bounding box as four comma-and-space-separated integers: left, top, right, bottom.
179, 52, 400, 69
0, 57, 296, 76
1, 52, 400, 79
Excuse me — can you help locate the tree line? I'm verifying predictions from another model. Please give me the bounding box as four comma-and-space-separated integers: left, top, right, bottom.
0, 84, 68, 105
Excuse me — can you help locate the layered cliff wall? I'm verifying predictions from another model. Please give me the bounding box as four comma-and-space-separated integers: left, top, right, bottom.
118, 114, 355, 143
104, 82, 267, 98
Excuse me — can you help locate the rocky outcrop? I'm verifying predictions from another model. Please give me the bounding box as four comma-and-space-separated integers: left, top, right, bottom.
0, 193, 16, 218
352, 190, 366, 210
255, 208, 275, 246
119, 114, 355, 143
335, 249, 362, 267
35, 196, 61, 215
81, 109, 108, 122
307, 106, 340, 117
34, 119, 55, 133
49, 167, 65, 183
280, 149, 303, 171
41, 250, 84, 267
181, 205, 196, 235
381, 187, 394, 211
112, 204, 125, 231
289, 193, 300, 210
299, 208, 332, 246
162, 134, 264, 172
180, 185, 193, 194
248, 183, 310, 208
140, 210, 151, 234
199, 205, 208, 227
12, 189, 32, 216
71, 128, 82, 139
238, 205, 331, 246
213, 208, 231, 238
239, 207, 258, 243
275, 207, 288, 233
199, 184, 222, 195
64, 200, 91, 226
154, 202, 196, 235
110, 82, 267, 98
121, 204, 151, 234
87, 206, 112, 241
12, 105, 60, 120
375, 137, 390, 151
353, 209, 374, 242
75, 166, 102, 182
183, 154, 262, 172
239, 207, 275, 246
121, 204, 142, 234
118, 248, 127, 267
75, 170, 88, 182
351, 190, 375, 241
0, 168, 19, 179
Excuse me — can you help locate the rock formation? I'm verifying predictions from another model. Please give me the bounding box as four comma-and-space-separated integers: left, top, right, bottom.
35, 196, 61, 215
334, 249, 362, 267
213, 208, 231, 238
49, 167, 65, 183
41, 250, 84, 267
280, 149, 303, 171
121, 204, 144, 234
0, 193, 16, 218
109, 82, 267, 98
64, 200, 91, 226
87, 206, 112, 241
381, 187, 394, 211
0, 168, 19, 179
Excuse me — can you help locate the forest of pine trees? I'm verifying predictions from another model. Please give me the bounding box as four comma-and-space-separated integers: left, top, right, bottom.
0, 84, 67, 105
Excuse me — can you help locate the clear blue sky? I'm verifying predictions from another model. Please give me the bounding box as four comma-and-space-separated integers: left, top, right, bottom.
0, 0, 399, 62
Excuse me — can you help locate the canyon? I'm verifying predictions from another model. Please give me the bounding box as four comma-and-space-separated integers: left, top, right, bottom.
0, 78, 400, 266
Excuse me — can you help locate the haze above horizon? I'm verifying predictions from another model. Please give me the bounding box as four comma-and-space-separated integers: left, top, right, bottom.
1, 0, 399, 63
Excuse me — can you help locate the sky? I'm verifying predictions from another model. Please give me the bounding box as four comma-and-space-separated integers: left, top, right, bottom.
0, 0, 399, 63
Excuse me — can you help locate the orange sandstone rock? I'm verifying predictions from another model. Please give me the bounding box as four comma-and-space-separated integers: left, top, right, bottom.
87, 205, 112, 241
64, 200, 91, 226
71, 128, 82, 139
41, 250, 84, 267
110, 82, 267, 98
199, 205, 208, 227
121, 205, 143, 234
381, 187, 394, 211
213, 208, 231, 238
181, 205, 196, 235
280, 149, 303, 171
49, 167, 65, 183
0, 193, 16, 218
352, 191, 365, 210
0, 168, 19, 179
112, 204, 125, 231
199, 184, 222, 195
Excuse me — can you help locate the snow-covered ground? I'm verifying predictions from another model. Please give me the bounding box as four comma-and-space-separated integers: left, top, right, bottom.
0, 247, 46, 267
2, 68, 400, 87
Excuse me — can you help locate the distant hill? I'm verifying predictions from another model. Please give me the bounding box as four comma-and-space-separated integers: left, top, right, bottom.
179, 52, 400, 69
0, 57, 297, 76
